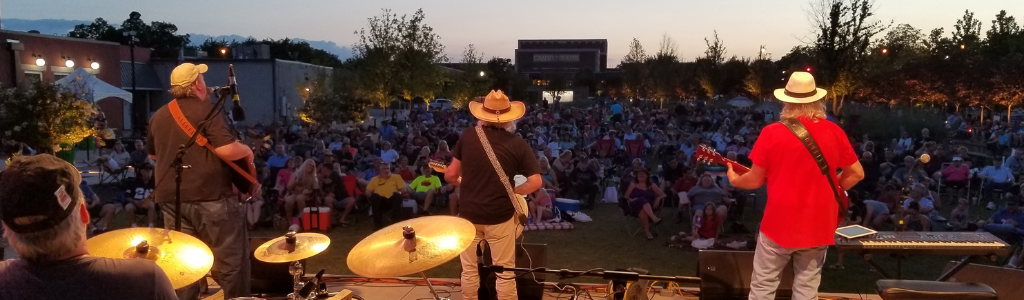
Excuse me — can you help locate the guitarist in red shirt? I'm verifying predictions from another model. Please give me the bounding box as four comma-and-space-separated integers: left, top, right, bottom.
146, 63, 254, 300
726, 72, 863, 300
445, 90, 542, 300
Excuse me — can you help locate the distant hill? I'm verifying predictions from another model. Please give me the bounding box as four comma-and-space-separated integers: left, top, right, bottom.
1, 18, 352, 60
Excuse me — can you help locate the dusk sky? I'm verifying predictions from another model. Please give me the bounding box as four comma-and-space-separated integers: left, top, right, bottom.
3, 0, 1021, 65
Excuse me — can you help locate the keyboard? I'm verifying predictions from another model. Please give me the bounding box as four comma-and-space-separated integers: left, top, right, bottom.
835, 231, 1012, 256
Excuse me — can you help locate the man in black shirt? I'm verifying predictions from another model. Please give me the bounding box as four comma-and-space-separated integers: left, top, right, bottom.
445, 90, 542, 300
124, 162, 156, 228
0, 155, 177, 300
571, 159, 600, 208
147, 63, 253, 299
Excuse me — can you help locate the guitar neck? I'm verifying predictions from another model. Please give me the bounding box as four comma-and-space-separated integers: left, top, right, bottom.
725, 160, 751, 174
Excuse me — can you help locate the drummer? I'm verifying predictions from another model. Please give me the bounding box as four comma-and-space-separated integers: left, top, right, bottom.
0, 154, 177, 299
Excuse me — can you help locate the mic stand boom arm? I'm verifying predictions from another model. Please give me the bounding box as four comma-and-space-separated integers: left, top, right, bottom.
170, 90, 232, 231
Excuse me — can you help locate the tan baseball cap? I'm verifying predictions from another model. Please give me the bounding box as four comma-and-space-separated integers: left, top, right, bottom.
170, 63, 208, 86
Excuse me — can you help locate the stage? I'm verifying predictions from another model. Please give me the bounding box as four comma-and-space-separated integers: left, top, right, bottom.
201, 276, 883, 300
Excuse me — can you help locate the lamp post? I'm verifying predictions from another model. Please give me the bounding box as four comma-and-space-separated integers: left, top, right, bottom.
124, 28, 138, 136
759, 45, 766, 60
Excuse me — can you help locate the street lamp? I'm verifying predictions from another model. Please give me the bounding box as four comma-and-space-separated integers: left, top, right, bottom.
960, 44, 966, 50
881, 48, 888, 54
65, 59, 74, 68
124, 21, 138, 135
35, 58, 45, 67
479, 71, 485, 77
91, 61, 100, 70
220, 48, 227, 56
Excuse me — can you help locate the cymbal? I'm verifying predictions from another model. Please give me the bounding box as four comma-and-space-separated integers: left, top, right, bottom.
87, 227, 214, 289
253, 232, 330, 263
347, 216, 475, 278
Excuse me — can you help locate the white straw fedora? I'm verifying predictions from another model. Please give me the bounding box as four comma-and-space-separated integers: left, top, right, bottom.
469, 90, 526, 123
774, 72, 827, 104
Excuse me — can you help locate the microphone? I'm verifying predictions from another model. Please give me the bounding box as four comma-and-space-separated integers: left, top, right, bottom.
228, 64, 246, 122
297, 268, 326, 298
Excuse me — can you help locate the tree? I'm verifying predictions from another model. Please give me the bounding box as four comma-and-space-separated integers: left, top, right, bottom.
68, 18, 120, 41
697, 31, 728, 99
743, 58, 778, 101
353, 8, 447, 118
619, 37, 649, 100
0, 81, 110, 154
260, 38, 344, 67
808, 0, 888, 115
648, 34, 681, 108
198, 38, 231, 57
447, 44, 493, 107
298, 69, 371, 125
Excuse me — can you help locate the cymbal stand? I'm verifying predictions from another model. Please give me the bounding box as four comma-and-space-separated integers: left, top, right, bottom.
280, 232, 305, 300
402, 225, 448, 300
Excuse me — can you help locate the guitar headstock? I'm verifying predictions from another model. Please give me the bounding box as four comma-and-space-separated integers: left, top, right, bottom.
428, 160, 447, 173
694, 144, 727, 165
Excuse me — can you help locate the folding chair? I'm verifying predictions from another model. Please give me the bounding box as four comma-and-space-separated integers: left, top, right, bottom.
99, 165, 129, 186
624, 139, 646, 161
618, 197, 660, 237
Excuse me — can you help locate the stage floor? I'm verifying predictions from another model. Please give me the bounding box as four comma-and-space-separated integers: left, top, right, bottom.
202, 276, 883, 300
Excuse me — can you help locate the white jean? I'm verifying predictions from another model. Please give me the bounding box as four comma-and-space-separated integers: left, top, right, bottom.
460, 216, 521, 300
749, 232, 828, 300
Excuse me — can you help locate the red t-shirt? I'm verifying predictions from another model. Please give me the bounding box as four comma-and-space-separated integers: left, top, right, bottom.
749, 117, 858, 248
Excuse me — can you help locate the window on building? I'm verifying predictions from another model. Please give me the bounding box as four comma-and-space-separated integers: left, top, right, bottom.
532, 54, 580, 63
25, 72, 42, 84
532, 79, 550, 86
53, 73, 68, 82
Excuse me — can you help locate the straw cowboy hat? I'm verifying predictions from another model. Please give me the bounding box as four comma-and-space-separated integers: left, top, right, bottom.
469, 90, 526, 123
774, 71, 827, 104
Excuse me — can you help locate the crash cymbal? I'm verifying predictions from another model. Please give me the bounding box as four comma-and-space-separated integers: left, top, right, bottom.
253, 232, 330, 263
87, 227, 214, 289
347, 216, 475, 278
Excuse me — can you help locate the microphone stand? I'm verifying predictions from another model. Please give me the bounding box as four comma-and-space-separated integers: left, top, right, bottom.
895, 159, 925, 232
480, 265, 701, 285
170, 89, 232, 231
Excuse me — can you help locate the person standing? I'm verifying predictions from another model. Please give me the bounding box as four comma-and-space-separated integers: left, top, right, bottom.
146, 63, 253, 299
726, 72, 864, 300
0, 154, 177, 299
445, 90, 542, 300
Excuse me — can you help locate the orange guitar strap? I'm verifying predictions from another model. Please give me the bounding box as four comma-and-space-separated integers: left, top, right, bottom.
167, 100, 257, 185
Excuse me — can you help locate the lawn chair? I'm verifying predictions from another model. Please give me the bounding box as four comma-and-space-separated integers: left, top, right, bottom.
595, 138, 617, 158
618, 196, 660, 237
624, 139, 646, 160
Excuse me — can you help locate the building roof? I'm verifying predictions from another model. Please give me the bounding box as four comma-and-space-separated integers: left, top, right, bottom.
120, 62, 164, 91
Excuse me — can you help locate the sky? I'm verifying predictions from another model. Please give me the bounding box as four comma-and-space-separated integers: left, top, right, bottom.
2, 0, 1021, 65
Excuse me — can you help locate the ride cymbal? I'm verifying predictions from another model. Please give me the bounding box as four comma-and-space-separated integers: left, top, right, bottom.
87, 227, 214, 289
347, 216, 475, 278
253, 232, 331, 263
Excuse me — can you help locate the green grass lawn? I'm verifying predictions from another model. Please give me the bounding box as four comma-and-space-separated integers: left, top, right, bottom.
89, 183, 1009, 293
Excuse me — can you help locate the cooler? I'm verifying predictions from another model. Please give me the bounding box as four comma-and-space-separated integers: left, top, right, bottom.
554, 198, 580, 213
302, 207, 331, 232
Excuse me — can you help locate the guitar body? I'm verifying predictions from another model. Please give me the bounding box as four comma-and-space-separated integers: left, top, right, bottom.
229, 158, 260, 197
693, 145, 849, 227
429, 160, 530, 223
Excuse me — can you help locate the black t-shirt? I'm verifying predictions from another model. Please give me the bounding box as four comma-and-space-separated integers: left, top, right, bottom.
571, 168, 599, 188
147, 97, 236, 203
453, 126, 541, 225
662, 162, 685, 184
124, 176, 156, 202
328, 171, 350, 199
0, 256, 177, 300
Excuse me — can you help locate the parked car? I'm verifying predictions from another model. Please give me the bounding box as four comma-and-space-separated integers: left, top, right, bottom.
430, 98, 454, 110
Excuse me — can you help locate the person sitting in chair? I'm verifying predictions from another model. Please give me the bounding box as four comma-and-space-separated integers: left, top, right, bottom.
409, 164, 442, 215
366, 163, 409, 230
123, 163, 156, 228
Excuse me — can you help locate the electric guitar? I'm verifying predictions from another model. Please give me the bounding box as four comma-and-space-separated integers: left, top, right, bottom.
692, 144, 849, 227
428, 160, 530, 222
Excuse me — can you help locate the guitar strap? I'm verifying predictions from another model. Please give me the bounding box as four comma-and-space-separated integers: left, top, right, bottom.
779, 118, 848, 222
474, 126, 527, 225
168, 100, 257, 185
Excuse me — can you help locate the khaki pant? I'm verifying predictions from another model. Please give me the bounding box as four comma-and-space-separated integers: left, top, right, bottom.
162, 197, 251, 300
749, 232, 827, 300
459, 216, 520, 300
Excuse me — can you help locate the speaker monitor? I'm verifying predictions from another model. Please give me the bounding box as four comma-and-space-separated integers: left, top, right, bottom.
482, 243, 547, 300
250, 237, 306, 295
698, 250, 793, 300
943, 262, 1024, 300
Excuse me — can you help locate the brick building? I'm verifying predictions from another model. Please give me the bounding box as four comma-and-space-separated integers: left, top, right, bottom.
515, 39, 618, 102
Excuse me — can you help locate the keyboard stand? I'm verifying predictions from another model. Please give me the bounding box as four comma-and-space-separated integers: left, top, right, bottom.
859, 254, 995, 281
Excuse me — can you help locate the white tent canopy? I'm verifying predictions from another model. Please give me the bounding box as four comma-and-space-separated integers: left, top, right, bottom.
55, 68, 132, 103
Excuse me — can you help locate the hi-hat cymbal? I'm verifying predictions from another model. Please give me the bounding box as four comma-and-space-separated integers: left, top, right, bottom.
347, 216, 475, 278
87, 227, 214, 289
253, 232, 330, 263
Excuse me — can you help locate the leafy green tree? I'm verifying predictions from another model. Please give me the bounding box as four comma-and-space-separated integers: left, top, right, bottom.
648, 34, 681, 108
619, 37, 649, 100
697, 31, 727, 99
808, 0, 888, 115
69, 11, 190, 58
0, 81, 109, 153
68, 18, 120, 41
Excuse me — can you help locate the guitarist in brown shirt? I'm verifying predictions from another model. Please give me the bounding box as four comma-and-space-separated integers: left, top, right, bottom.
146, 63, 253, 300
445, 90, 542, 300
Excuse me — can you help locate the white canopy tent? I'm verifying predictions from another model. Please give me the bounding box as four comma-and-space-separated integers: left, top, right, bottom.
55, 68, 133, 103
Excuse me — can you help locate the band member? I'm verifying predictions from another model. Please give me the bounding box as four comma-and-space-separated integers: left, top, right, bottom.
147, 63, 253, 299
0, 155, 177, 299
445, 90, 542, 300
726, 72, 863, 300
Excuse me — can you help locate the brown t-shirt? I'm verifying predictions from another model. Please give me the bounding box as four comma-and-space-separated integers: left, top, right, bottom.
147, 97, 236, 203
453, 126, 540, 225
